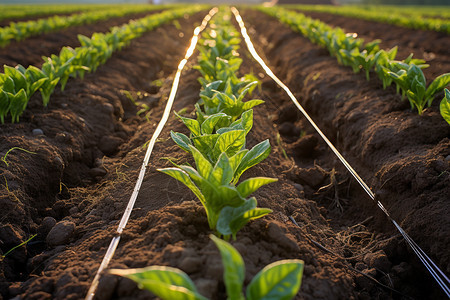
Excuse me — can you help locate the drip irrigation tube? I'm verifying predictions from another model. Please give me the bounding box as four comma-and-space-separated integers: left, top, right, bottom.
231, 6, 450, 297
84, 7, 218, 300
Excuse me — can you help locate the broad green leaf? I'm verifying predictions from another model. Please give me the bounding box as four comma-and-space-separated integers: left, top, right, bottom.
425, 73, 450, 104
200, 112, 230, 135
237, 81, 259, 101
77, 34, 92, 47
0, 90, 10, 124
230, 207, 272, 237
130, 280, 206, 300
237, 177, 278, 198
387, 46, 398, 60
177, 165, 203, 187
216, 91, 236, 107
239, 109, 253, 134
229, 150, 248, 175
210, 235, 245, 300
0, 75, 15, 93
171, 131, 192, 152
29, 78, 47, 96
40, 77, 59, 107
192, 134, 219, 159
4, 65, 27, 93
440, 89, 450, 126
190, 145, 213, 179
242, 99, 265, 111
217, 197, 259, 237
175, 112, 201, 136
235, 140, 271, 181
216, 127, 237, 134
158, 167, 204, 203
408, 64, 426, 87
246, 260, 304, 300
109, 266, 207, 300
9, 89, 28, 123
216, 185, 245, 209
210, 152, 233, 186
24, 66, 46, 82
213, 130, 246, 159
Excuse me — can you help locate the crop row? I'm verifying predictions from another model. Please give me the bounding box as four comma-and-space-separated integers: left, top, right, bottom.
258, 7, 450, 119
0, 4, 174, 48
109, 8, 304, 300
286, 4, 450, 34
0, 6, 204, 124
0, 4, 125, 22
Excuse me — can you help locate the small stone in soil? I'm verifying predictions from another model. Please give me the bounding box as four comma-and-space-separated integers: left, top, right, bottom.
46, 220, 75, 247
99, 135, 123, 156
32, 128, 44, 136
38, 216, 57, 235
102, 103, 114, 114
294, 183, 304, 191
89, 167, 107, 177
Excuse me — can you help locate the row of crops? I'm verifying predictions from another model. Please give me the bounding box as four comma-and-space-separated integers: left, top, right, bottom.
1, 4, 448, 125
1, 3, 449, 299
0, 4, 176, 47
0, 4, 132, 22
286, 4, 450, 33
0, 6, 205, 124
108, 10, 304, 299
259, 6, 450, 123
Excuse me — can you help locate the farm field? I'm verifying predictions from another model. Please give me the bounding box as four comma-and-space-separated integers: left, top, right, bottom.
0, 3, 449, 300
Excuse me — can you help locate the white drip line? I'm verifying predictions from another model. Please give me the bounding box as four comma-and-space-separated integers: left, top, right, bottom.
84, 8, 218, 300
231, 6, 450, 297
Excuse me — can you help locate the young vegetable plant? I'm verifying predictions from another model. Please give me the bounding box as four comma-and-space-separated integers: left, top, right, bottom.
158, 145, 275, 239
109, 235, 304, 300
0, 65, 46, 123
389, 65, 450, 114
171, 109, 270, 166
441, 88, 450, 125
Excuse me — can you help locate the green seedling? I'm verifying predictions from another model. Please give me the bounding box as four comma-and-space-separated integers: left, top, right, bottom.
109, 235, 304, 300
440, 88, 450, 125
389, 64, 450, 114
171, 109, 254, 162
159, 145, 275, 238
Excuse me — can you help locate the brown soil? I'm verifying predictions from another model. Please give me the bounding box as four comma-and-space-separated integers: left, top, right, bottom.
0, 6, 448, 300
0, 10, 162, 68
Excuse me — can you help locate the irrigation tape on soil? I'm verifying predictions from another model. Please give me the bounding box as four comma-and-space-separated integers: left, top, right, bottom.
231, 7, 450, 297
84, 7, 218, 300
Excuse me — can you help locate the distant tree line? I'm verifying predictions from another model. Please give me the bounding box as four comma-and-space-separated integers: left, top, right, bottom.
362, 0, 449, 5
